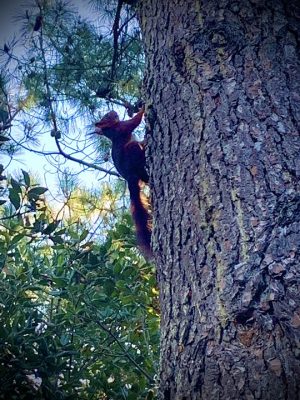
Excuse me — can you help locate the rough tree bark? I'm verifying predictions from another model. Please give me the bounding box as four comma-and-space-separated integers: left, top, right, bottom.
137, 1, 300, 399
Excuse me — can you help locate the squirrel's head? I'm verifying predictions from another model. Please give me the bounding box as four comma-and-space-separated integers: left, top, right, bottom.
95, 111, 119, 133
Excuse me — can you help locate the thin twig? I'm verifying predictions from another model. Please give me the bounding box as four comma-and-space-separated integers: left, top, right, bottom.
82, 312, 154, 383
110, 0, 124, 82
54, 137, 120, 177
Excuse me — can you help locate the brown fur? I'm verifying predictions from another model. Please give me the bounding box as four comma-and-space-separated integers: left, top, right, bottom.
95, 108, 153, 259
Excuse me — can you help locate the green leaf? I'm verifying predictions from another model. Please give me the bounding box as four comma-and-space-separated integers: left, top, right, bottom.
121, 295, 135, 305
0, 325, 8, 337
21, 170, 31, 186
11, 178, 22, 193
50, 235, 64, 244
80, 229, 89, 241
28, 186, 48, 200
42, 221, 60, 235
60, 334, 69, 346
0, 109, 8, 123
69, 230, 80, 239
0, 134, 10, 142
9, 187, 21, 210
52, 277, 67, 288
11, 234, 25, 245
55, 228, 66, 235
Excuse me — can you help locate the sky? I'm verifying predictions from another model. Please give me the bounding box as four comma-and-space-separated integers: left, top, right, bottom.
0, 0, 98, 43
0, 0, 116, 199
0, 0, 24, 46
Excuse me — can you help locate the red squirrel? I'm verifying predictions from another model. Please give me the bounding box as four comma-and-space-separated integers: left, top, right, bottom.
95, 107, 152, 259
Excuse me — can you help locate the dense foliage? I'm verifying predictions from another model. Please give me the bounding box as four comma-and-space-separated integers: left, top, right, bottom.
0, 171, 159, 399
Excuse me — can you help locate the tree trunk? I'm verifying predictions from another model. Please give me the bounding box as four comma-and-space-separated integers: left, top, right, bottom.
137, 0, 300, 399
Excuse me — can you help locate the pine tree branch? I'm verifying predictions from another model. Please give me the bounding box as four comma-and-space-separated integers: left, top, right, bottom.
36, 17, 121, 178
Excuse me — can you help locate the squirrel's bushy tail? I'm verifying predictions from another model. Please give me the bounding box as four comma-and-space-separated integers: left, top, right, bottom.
128, 177, 152, 260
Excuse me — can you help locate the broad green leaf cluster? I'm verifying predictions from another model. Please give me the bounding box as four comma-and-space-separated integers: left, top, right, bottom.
0, 172, 159, 399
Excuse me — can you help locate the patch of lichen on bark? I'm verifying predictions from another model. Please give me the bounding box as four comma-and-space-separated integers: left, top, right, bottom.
204, 205, 229, 326
231, 188, 250, 263
216, 254, 228, 327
